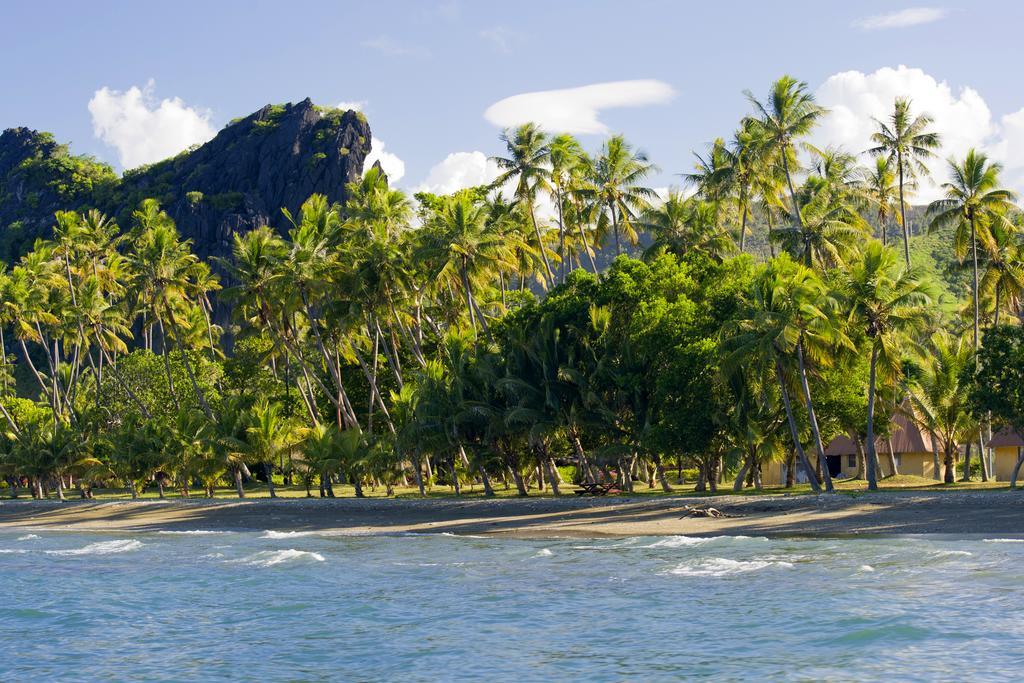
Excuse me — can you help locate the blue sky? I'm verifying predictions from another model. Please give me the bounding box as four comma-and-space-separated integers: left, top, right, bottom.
3, 1, 1024, 196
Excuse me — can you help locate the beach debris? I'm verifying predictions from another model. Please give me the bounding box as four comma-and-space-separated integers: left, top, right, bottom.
679, 505, 730, 519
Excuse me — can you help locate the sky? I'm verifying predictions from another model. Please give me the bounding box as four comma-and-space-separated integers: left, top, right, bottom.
3, 1, 1024, 200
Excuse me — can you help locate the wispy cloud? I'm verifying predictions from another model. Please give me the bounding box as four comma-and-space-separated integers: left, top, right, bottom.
361, 36, 430, 58
479, 26, 520, 54
853, 7, 949, 30
484, 79, 675, 134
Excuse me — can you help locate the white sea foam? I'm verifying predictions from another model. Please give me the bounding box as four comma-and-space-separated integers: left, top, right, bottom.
235, 549, 325, 567
859, 565, 876, 572
665, 557, 794, 577
17, 534, 40, 541
261, 530, 317, 539
535, 548, 554, 557
45, 540, 144, 556
983, 538, 1024, 543
157, 530, 230, 536
934, 550, 973, 557
0, 549, 28, 554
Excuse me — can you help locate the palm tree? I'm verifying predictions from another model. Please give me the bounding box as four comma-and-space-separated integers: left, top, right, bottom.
723, 255, 839, 493
425, 193, 518, 337
842, 241, 935, 490
927, 150, 1018, 352
859, 156, 903, 246
745, 76, 826, 232
868, 98, 942, 266
723, 120, 771, 252
979, 220, 1024, 326
684, 137, 733, 235
247, 399, 290, 498
548, 133, 585, 283
772, 191, 872, 270
492, 123, 555, 286
589, 135, 658, 256
640, 193, 736, 263
907, 331, 976, 483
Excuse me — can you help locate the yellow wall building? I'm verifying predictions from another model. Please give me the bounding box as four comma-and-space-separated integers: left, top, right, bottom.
760, 409, 939, 486
990, 429, 1024, 482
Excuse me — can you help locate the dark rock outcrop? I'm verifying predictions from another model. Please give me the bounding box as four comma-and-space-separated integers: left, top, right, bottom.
115, 98, 371, 263
0, 98, 372, 267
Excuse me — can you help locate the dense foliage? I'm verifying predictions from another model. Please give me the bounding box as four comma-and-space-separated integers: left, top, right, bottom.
2, 75, 1022, 500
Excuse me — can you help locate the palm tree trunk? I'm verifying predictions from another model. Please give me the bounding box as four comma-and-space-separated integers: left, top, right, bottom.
797, 339, 834, 492
781, 147, 803, 229
971, 217, 980, 351
234, 468, 245, 498
898, 153, 910, 268
733, 451, 752, 492
610, 202, 621, 256
577, 217, 599, 272
944, 444, 956, 483
555, 187, 567, 284
930, 431, 941, 481
962, 442, 972, 482
1010, 447, 1024, 490
265, 462, 277, 498
527, 202, 555, 287
865, 346, 881, 491
775, 359, 821, 493
739, 204, 749, 253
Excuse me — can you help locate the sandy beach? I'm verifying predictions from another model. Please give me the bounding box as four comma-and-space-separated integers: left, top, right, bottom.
1, 491, 1023, 538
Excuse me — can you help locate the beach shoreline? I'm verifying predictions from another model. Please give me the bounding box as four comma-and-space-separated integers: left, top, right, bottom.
2, 491, 1023, 538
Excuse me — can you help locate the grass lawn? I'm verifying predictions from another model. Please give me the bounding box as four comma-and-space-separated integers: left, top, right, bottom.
1, 473, 1012, 502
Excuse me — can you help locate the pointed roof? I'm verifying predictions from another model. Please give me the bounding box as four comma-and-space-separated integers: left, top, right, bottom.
990, 428, 1024, 448
824, 403, 934, 456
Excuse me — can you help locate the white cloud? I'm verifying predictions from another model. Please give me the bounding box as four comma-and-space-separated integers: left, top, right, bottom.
813, 65, 998, 200
992, 108, 1024, 194
853, 7, 949, 30
336, 100, 367, 112
413, 151, 501, 195
364, 137, 406, 183
484, 79, 675, 134
88, 80, 216, 169
361, 36, 429, 57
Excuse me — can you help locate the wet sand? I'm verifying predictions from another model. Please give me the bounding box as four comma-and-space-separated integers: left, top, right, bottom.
2, 491, 1023, 538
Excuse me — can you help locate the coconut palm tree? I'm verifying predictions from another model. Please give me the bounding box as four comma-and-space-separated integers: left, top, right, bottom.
842, 241, 935, 490
868, 98, 942, 266
424, 193, 518, 337
492, 123, 555, 286
859, 156, 903, 246
907, 330, 976, 483
979, 220, 1024, 326
745, 76, 826, 231
588, 135, 658, 256
247, 399, 291, 498
772, 191, 872, 270
722, 255, 839, 493
640, 193, 736, 263
548, 133, 586, 283
927, 150, 1018, 352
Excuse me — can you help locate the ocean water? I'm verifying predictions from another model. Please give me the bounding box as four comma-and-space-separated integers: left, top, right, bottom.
2, 530, 1023, 681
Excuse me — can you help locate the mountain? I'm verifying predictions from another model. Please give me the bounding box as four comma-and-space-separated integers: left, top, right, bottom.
0, 98, 373, 265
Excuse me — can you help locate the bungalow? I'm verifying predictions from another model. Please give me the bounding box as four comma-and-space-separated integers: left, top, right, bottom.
990, 428, 1024, 483
760, 408, 939, 486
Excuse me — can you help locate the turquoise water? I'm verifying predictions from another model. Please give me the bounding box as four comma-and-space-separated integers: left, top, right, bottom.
2, 530, 1023, 681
